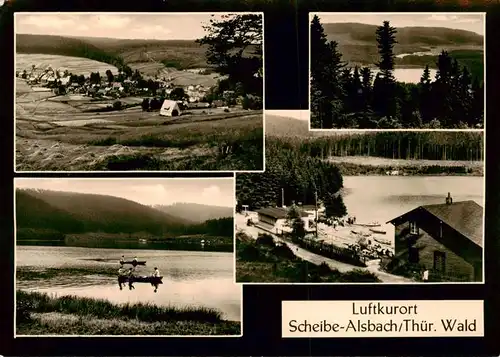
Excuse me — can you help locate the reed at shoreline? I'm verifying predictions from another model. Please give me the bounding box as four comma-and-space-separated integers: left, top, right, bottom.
16, 290, 240, 335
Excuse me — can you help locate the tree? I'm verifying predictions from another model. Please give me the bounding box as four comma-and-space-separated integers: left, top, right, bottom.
374, 21, 398, 119
310, 15, 346, 128
323, 193, 347, 219
170, 87, 187, 101
90, 72, 101, 85
106, 69, 114, 84
197, 14, 263, 97
286, 204, 306, 242
419, 65, 433, 123
141, 98, 150, 112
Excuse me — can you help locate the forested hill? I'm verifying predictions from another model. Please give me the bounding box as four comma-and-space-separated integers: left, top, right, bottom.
16, 189, 193, 235
153, 203, 233, 223
15, 34, 210, 70
322, 22, 484, 67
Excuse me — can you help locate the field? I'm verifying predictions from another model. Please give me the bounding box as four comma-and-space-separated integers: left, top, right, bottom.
16, 54, 119, 77
17, 290, 240, 335
16, 108, 263, 171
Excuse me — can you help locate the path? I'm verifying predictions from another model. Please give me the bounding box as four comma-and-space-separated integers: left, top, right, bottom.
235, 213, 412, 283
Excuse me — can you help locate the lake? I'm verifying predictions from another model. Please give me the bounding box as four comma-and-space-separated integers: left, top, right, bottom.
373, 68, 438, 84
342, 176, 484, 242
16, 246, 241, 321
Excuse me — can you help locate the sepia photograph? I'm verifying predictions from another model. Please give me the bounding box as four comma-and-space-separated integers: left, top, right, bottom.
15, 12, 264, 172
15, 177, 241, 336
309, 12, 485, 129
235, 110, 484, 284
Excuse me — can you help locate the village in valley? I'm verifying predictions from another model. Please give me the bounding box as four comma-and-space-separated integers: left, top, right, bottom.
236, 111, 484, 284
15, 13, 264, 171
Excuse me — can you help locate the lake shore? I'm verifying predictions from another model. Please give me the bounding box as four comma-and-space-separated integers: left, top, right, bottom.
16, 290, 240, 336
327, 157, 483, 176
17, 234, 234, 252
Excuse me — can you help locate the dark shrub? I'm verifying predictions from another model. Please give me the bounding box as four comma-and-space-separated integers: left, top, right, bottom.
113, 101, 122, 110
256, 234, 275, 247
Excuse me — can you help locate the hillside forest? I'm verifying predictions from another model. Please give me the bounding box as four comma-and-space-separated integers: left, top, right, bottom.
310, 16, 484, 129
16, 189, 233, 242
237, 127, 483, 215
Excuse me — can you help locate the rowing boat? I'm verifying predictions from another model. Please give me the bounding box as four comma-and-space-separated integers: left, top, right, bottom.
353, 222, 381, 228
118, 275, 163, 284
369, 228, 387, 235
120, 260, 146, 265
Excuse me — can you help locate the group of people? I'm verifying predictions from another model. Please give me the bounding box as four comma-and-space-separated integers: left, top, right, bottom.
117, 255, 161, 292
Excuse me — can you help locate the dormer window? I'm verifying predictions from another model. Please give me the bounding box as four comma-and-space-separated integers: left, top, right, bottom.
410, 221, 418, 235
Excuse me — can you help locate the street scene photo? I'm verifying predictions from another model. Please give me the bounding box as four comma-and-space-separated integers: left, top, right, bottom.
15, 178, 240, 336
235, 110, 484, 283
310, 13, 484, 129
15, 12, 264, 171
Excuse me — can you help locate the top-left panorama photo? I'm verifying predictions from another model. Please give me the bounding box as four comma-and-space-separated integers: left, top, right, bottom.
15, 12, 264, 172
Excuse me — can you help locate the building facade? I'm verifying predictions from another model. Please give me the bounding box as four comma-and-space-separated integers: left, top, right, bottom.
387, 196, 483, 282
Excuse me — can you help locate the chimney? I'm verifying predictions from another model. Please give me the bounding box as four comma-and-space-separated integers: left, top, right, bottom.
445, 192, 453, 205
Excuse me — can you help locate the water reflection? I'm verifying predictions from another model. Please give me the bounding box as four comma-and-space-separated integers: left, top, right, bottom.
17, 246, 241, 321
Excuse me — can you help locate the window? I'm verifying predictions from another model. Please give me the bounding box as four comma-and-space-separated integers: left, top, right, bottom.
433, 251, 446, 273
409, 221, 418, 235
439, 222, 443, 238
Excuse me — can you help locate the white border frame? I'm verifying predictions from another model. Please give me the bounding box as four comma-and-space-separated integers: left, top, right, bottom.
236, 111, 486, 285
13, 175, 243, 338
307, 12, 487, 133
13, 12, 266, 174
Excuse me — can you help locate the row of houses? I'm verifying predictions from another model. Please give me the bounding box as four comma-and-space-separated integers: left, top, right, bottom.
247, 193, 483, 282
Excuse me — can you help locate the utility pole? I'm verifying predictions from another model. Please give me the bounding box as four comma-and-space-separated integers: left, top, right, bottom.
315, 190, 318, 238
281, 188, 284, 207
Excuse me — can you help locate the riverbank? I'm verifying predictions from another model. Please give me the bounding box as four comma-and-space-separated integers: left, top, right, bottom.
236, 232, 380, 283
16, 290, 240, 335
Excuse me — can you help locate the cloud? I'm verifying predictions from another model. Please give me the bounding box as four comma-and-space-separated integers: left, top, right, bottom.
18, 14, 78, 30
428, 14, 458, 22
130, 25, 173, 39
92, 15, 132, 29
267, 109, 310, 121
427, 14, 482, 24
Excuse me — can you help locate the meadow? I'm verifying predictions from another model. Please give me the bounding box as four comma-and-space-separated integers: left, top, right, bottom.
16, 88, 264, 171
235, 232, 380, 283
16, 290, 240, 335
16, 54, 120, 77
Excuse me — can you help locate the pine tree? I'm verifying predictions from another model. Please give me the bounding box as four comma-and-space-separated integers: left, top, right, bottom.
310, 15, 346, 128
374, 21, 398, 119
419, 65, 433, 123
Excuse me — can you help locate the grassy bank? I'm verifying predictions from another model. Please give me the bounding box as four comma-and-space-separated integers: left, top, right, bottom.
235, 233, 380, 283
16, 111, 264, 171
16, 290, 240, 335
334, 162, 483, 176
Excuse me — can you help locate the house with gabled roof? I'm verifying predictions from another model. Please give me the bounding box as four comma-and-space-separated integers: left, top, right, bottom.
386, 193, 483, 282
256, 206, 312, 235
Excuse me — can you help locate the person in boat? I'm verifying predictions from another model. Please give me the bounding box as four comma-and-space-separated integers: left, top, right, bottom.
151, 267, 160, 292
128, 267, 135, 290
118, 267, 125, 290
132, 256, 138, 266
120, 255, 125, 265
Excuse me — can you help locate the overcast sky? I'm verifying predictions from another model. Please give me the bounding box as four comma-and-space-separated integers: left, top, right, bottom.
15, 178, 235, 207
15, 13, 244, 40
266, 109, 310, 121
313, 13, 485, 35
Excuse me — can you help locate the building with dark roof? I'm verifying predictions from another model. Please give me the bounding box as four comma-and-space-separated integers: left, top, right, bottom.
256, 206, 312, 235
386, 193, 483, 282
